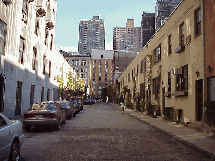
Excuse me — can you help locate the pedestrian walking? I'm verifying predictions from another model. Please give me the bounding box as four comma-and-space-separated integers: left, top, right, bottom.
120, 98, 125, 114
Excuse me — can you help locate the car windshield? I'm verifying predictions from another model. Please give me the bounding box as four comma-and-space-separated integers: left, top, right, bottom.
31, 102, 55, 110
60, 102, 69, 106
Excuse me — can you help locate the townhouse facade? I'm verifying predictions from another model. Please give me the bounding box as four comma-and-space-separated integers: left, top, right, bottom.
0, 0, 79, 118
118, 0, 206, 124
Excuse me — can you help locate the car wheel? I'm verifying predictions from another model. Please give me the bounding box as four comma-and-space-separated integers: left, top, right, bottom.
55, 121, 61, 131
62, 116, 66, 124
68, 114, 72, 120
9, 140, 20, 161
73, 112, 76, 117
24, 125, 31, 131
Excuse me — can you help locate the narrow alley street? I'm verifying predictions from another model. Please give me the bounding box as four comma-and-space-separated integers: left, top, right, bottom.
20, 102, 210, 161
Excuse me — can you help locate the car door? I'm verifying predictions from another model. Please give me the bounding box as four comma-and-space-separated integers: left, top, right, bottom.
0, 115, 13, 161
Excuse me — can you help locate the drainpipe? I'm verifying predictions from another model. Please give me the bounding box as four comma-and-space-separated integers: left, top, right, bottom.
202, 0, 205, 126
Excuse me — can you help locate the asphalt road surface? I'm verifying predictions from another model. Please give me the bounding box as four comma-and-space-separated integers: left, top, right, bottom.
21, 102, 210, 161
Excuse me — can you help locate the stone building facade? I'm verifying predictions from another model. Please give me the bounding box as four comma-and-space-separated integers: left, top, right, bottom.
0, 0, 78, 118
118, 0, 207, 124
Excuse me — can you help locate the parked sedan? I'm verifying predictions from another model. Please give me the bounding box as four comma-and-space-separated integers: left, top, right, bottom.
0, 113, 24, 161
84, 99, 93, 105
23, 101, 66, 131
68, 99, 80, 114
71, 97, 83, 111
57, 101, 76, 119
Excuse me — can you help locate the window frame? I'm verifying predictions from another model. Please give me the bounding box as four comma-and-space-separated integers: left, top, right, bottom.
194, 7, 201, 37
0, 19, 7, 56
168, 34, 172, 55
153, 44, 161, 64
19, 36, 25, 64
176, 64, 188, 92
179, 22, 184, 46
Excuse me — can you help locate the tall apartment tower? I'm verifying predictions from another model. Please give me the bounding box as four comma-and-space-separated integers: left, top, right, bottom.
78, 16, 105, 55
155, 0, 182, 31
141, 12, 155, 47
91, 50, 114, 98
113, 19, 142, 55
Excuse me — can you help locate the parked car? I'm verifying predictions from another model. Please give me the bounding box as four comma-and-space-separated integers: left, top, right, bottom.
23, 101, 66, 131
84, 98, 93, 105
57, 101, 76, 119
71, 97, 83, 111
68, 99, 80, 114
0, 113, 25, 161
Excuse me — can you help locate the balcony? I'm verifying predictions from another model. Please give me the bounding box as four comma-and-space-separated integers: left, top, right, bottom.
2, 0, 13, 5
37, 8, 46, 17
46, 22, 54, 29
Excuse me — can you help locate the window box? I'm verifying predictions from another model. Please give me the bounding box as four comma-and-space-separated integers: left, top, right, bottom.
175, 45, 185, 53
171, 91, 188, 97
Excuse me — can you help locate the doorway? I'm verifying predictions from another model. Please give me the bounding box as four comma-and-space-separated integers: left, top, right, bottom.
195, 79, 203, 121
15, 81, 22, 116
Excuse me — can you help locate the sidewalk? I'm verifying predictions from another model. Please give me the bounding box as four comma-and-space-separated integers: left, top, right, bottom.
110, 103, 215, 160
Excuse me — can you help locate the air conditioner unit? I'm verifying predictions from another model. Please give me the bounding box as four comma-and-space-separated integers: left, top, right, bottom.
172, 68, 182, 75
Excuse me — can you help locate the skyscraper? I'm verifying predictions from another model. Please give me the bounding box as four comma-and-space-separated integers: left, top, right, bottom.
155, 0, 183, 31
113, 19, 142, 55
78, 16, 105, 55
141, 12, 155, 48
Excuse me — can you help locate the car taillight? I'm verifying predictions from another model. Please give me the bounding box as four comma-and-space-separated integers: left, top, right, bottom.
24, 114, 34, 119
43, 113, 56, 118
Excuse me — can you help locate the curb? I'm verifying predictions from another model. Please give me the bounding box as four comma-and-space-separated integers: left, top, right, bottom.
110, 103, 215, 160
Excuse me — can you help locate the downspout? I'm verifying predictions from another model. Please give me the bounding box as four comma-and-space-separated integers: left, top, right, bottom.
202, 0, 205, 125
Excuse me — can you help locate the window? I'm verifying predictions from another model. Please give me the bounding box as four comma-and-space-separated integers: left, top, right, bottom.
105, 69, 108, 73
128, 73, 130, 82
168, 71, 171, 92
0, 116, 7, 128
168, 34, 172, 55
49, 61, 51, 78
0, 19, 6, 55
41, 87, 44, 101
99, 60, 102, 64
50, 34, 53, 50
99, 68, 101, 72
152, 77, 160, 95
19, 36, 25, 64
42, 55, 46, 75
141, 58, 146, 73
176, 64, 188, 92
35, 19, 39, 36
47, 89, 50, 101
32, 48, 37, 70
81, 68, 83, 72
194, 7, 201, 36
44, 28, 49, 45
179, 22, 184, 46
22, 0, 28, 24
153, 44, 161, 64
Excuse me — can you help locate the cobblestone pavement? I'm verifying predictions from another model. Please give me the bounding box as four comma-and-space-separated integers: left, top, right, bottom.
20, 102, 212, 161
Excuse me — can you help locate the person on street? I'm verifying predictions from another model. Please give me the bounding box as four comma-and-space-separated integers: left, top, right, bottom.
120, 98, 125, 114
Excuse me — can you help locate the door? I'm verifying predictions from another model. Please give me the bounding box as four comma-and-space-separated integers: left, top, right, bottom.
15, 81, 22, 116
162, 87, 165, 115
0, 74, 5, 112
195, 79, 203, 121
30, 85, 35, 108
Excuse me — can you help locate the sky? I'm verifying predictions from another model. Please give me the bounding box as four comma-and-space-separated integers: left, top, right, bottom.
55, 0, 157, 52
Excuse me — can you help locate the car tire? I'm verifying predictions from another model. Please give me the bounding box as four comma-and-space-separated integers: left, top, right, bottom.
73, 113, 76, 117
55, 121, 61, 131
68, 114, 72, 120
9, 140, 20, 161
24, 125, 31, 131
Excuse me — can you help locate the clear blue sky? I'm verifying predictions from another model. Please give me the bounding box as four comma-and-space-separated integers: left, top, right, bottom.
55, 0, 157, 52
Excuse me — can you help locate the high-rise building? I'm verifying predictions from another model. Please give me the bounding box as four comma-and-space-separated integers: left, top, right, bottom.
155, 0, 182, 31
78, 16, 105, 55
141, 12, 155, 47
113, 19, 142, 55
90, 49, 114, 98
